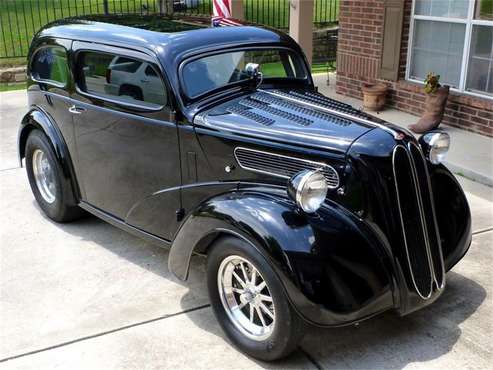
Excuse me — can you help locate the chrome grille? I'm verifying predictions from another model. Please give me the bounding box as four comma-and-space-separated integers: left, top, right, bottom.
234, 147, 340, 189
393, 144, 445, 299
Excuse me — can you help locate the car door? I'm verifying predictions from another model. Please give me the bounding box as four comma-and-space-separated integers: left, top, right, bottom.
28, 39, 80, 172
71, 42, 181, 240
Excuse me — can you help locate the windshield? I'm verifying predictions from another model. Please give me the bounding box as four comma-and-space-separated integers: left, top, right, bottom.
181, 49, 307, 98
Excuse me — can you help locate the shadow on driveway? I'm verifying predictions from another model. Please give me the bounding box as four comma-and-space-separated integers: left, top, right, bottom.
43, 204, 487, 369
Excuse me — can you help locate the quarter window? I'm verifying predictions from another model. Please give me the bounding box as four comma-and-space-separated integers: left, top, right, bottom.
408, 0, 493, 98
78, 51, 167, 109
31, 46, 69, 86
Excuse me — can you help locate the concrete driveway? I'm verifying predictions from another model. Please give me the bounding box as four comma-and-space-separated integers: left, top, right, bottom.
1, 90, 492, 369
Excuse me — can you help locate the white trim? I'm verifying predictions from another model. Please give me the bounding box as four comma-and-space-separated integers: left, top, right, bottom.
407, 0, 493, 100
412, 14, 468, 23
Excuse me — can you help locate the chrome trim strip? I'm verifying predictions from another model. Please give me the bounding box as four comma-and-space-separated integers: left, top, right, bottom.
392, 145, 433, 299
405, 143, 438, 290
234, 147, 340, 189
259, 89, 401, 139
408, 142, 446, 290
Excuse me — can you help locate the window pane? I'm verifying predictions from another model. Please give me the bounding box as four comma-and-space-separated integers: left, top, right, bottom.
415, 0, 469, 18
475, 0, 493, 20
79, 52, 167, 108
181, 49, 307, 98
410, 20, 466, 87
466, 25, 493, 96
32, 46, 69, 85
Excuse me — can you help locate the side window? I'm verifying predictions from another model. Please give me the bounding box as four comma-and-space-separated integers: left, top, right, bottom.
77, 51, 167, 109
145, 65, 158, 77
31, 46, 69, 86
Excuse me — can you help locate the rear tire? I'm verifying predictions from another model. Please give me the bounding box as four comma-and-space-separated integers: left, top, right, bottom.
207, 236, 305, 361
25, 129, 84, 223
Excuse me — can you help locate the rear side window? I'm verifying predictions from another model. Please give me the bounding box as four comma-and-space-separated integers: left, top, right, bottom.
31, 46, 69, 86
77, 51, 167, 109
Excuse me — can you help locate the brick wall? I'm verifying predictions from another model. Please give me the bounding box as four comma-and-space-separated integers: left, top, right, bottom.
335, 0, 493, 137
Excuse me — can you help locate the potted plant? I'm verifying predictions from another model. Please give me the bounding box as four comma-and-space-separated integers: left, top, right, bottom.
409, 72, 450, 134
361, 82, 388, 111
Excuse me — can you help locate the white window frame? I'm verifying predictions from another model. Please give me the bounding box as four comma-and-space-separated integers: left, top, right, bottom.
406, 0, 493, 100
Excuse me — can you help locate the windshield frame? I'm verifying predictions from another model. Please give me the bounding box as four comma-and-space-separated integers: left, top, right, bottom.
178, 46, 310, 103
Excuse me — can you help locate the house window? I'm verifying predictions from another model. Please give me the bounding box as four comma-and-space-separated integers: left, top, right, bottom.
408, 0, 493, 98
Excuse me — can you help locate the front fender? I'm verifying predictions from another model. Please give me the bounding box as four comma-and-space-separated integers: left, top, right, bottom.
18, 108, 80, 200
169, 189, 395, 326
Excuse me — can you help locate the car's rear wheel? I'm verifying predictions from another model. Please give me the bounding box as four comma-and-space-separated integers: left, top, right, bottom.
25, 129, 84, 222
207, 236, 305, 361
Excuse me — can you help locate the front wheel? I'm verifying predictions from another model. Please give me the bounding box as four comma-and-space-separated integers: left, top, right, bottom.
207, 236, 305, 361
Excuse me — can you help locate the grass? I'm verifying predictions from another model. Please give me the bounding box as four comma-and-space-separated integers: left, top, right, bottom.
480, 0, 493, 19
245, 0, 339, 29
1, 0, 339, 60
0, 82, 26, 92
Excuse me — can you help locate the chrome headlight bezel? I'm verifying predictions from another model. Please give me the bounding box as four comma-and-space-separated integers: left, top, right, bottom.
287, 170, 328, 213
419, 131, 450, 165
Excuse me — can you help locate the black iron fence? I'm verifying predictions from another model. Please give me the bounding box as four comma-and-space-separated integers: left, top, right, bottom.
1, 0, 339, 59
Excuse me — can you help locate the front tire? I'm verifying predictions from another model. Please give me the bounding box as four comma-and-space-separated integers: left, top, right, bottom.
25, 129, 84, 222
207, 236, 305, 361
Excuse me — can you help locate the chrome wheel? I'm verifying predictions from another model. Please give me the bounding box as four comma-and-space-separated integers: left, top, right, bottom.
217, 255, 275, 341
32, 149, 56, 204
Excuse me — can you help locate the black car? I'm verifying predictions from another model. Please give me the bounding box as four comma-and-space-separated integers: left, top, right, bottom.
19, 15, 471, 361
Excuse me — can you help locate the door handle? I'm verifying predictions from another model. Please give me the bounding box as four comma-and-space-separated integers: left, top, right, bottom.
141, 79, 150, 83
68, 105, 86, 114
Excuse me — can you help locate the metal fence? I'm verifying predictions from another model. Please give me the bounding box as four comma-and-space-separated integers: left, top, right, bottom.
0, 0, 339, 59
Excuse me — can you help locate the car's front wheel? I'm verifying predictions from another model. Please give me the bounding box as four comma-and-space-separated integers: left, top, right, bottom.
207, 236, 305, 361
25, 129, 84, 222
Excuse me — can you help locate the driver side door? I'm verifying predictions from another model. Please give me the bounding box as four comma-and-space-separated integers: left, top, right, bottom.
71, 42, 181, 240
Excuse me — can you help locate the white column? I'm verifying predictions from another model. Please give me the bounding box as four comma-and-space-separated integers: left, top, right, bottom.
289, 0, 314, 65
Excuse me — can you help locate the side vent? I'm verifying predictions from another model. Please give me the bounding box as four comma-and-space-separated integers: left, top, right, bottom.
234, 147, 340, 189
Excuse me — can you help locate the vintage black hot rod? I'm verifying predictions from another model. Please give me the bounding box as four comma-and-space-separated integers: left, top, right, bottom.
19, 16, 471, 360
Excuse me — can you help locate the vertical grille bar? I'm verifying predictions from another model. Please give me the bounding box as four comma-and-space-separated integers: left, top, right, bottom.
408, 143, 445, 288
393, 146, 434, 299
393, 144, 445, 299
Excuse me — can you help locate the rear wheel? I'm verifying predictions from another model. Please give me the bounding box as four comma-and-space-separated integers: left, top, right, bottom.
207, 236, 305, 361
25, 129, 84, 222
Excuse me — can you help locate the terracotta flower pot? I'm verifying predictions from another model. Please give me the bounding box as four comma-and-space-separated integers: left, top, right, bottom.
361, 83, 388, 111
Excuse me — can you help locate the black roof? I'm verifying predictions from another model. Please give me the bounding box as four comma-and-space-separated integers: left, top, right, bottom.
36, 15, 300, 62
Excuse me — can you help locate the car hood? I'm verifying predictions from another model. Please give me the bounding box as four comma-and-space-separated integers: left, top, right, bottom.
193, 88, 399, 154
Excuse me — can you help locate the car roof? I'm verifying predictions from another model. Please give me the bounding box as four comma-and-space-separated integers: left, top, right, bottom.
35, 15, 300, 62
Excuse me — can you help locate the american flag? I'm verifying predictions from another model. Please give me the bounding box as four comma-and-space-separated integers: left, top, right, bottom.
213, 0, 231, 18
212, 0, 243, 27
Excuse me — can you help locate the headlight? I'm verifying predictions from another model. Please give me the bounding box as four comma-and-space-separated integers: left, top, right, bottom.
419, 131, 450, 165
287, 170, 328, 213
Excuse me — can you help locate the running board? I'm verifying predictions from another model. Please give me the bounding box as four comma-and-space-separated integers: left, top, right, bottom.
79, 201, 172, 249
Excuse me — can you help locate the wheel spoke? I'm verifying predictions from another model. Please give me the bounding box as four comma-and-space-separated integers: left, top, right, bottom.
232, 271, 246, 288
231, 287, 245, 294
240, 262, 249, 283
256, 281, 266, 292
255, 305, 267, 327
236, 301, 247, 310
250, 269, 257, 285
249, 303, 254, 323
259, 294, 272, 302
260, 303, 274, 319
